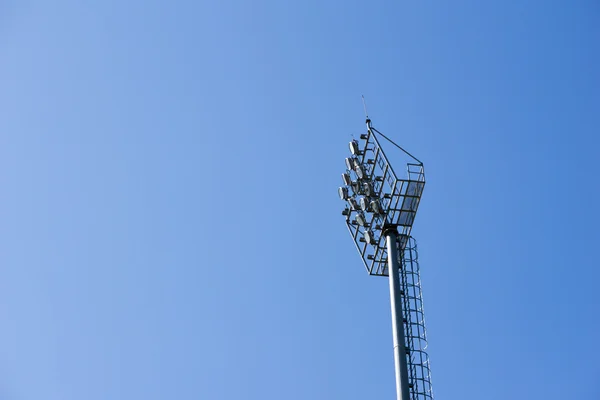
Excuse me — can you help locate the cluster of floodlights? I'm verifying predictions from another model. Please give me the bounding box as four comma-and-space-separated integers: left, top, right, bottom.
338, 136, 386, 246
338, 118, 425, 276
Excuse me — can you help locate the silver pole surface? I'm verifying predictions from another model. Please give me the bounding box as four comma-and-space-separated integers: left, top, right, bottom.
385, 229, 411, 400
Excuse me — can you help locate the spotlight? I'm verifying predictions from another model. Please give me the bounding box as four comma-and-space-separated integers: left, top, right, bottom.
355, 164, 366, 180
338, 187, 349, 200
355, 212, 367, 227
345, 157, 354, 171
371, 199, 383, 214
342, 173, 352, 186
363, 182, 374, 197
364, 230, 376, 245
360, 197, 371, 212
349, 140, 360, 155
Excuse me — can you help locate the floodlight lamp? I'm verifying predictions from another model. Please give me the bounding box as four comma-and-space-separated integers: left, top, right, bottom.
349, 140, 361, 155
360, 197, 371, 212
345, 157, 354, 171
350, 181, 361, 195
364, 230, 376, 245
342, 173, 352, 186
355, 164, 366, 180
371, 199, 383, 215
338, 187, 349, 200
355, 212, 367, 227
363, 182, 374, 197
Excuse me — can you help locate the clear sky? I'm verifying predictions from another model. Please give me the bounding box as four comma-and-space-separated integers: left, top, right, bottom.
1, 1, 598, 399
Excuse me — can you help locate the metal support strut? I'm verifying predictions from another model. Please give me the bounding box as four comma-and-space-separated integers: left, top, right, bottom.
385, 226, 411, 400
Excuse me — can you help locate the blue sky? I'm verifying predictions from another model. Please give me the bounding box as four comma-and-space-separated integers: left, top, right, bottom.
1, 1, 598, 399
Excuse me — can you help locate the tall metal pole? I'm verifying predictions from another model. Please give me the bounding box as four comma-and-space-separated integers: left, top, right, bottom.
385, 227, 411, 400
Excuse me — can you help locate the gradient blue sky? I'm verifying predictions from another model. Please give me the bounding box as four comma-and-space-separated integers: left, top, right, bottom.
1, 1, 599, 399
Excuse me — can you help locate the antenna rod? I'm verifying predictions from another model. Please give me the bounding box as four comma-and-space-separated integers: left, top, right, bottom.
362, 95, 369, 120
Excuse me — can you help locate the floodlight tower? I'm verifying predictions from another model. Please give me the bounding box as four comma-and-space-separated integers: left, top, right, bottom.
339, 117, 433, 400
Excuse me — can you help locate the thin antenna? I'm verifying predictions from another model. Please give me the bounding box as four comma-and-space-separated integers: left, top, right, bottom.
361, 95, 369, 119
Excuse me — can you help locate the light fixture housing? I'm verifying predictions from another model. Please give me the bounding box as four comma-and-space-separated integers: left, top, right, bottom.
342, 173, 352, 186
364, 230, 376, 245
363, 182, 374, 197
371, 199, 383, 215
345, 157, 354, 171
349, 140, 360, 155
360, 197, 371, 212
355, 164, 366, 180
355, 212, 367, 227
338, 187, 349, 200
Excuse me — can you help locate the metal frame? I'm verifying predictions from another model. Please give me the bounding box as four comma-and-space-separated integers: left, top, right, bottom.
342, 119, 425, 276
